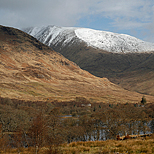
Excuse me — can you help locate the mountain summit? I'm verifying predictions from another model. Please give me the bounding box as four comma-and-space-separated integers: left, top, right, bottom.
24, 25, 154, 53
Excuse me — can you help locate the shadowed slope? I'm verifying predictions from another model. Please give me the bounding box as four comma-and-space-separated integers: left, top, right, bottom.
50, 41, 154, 96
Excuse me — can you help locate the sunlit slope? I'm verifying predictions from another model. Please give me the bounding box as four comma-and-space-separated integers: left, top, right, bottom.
0, 25, 154, 103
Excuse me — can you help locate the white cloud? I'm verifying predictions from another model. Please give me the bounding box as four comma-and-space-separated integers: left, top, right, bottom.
0, 0, 91, 28
0, 0, 154, 33
89, 0, 154, 29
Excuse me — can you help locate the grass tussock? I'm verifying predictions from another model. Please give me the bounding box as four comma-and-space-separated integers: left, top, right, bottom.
61, 136, 154, 154
1, 136, 154, 154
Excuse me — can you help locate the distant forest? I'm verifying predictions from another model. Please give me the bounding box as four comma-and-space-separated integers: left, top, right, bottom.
0, 96, 154, 152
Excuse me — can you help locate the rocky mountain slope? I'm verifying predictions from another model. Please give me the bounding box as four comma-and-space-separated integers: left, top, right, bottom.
1, 25, 151, 103
24, 26, 154, 96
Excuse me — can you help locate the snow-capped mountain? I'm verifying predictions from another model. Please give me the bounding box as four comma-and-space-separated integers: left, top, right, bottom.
23, 25, 154, 97
24, 25, 154, 53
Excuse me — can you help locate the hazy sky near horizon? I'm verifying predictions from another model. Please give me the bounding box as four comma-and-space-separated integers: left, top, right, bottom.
0, 0, 154, 42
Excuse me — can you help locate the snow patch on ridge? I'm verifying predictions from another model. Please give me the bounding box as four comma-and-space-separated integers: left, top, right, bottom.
24, 26, 78, 47
75, 28, 154, 53
24, 26, 154, 53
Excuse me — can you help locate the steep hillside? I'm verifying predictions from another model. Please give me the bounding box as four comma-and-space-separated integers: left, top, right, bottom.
1, 25, 152, 103
24, 26, 154, 96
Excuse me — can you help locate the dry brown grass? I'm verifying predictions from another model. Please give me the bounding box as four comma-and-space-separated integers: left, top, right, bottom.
1, 25, 154, 104
1, 136, 154, 154
60, 136, 154, 154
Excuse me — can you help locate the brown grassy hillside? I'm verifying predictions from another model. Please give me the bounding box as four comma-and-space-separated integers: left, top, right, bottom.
0, 25, 154, 103
51, 40, 154, 96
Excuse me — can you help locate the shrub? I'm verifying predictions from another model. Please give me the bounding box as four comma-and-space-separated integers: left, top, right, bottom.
141, 96, 146, 105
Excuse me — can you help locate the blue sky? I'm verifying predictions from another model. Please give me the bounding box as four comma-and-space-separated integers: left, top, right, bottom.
76, 14, 152, 41
0, 0, 154, 42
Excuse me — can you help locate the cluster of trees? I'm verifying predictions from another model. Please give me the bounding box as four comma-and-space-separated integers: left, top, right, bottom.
0, 96, 154, 153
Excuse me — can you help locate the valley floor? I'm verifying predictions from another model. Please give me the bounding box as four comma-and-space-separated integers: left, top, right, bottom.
1, 135, 154, 154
